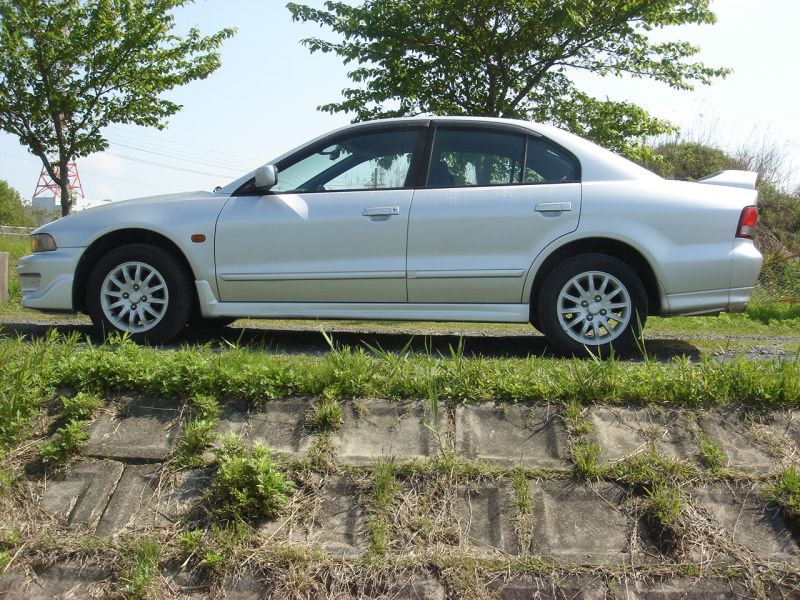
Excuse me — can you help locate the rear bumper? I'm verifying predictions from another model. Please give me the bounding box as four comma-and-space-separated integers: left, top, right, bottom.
17, 248, 83, 312
663, 241, 763, 316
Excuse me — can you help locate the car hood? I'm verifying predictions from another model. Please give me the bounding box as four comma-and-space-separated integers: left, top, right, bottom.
36, 191, 216, 231
81, 190, 214, 216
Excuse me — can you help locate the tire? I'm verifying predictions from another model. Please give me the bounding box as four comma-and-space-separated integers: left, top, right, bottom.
86, 243, 193, 344
537, 254, 648, 356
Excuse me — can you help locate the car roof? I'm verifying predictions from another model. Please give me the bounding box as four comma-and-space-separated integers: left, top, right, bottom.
217, 116, 659, 195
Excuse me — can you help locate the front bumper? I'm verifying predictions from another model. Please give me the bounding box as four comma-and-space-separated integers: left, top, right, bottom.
17, 247, 84, 312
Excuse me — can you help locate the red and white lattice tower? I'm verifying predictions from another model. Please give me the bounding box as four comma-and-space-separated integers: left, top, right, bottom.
32, 160, 85, 201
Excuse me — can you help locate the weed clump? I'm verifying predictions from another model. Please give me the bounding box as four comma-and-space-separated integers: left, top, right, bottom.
764, 466, 800, 519
39, 419, 91, 465
562, 399, 603, 480
365, 459, 398, 558
120, 538, 161, 600
611, 447, 695, 486
176, 394, 221, 467
39, 392, 102, 466
206, 433, 295, 524
572, 443, 603, 480
307, 397, 343, 431
643, 483, 688, 555
696, 429, 727, 472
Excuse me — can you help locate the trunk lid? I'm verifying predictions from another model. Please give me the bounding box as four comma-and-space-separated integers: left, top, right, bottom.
697, 170, 758, 190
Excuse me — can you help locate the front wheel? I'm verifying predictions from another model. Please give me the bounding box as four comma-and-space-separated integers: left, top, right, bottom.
86, 244, 193, 344
537, 254, 648, 356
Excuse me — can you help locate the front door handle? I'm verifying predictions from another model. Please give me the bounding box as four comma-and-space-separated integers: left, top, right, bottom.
535, 202, 572, 213
362, 206, 400, 217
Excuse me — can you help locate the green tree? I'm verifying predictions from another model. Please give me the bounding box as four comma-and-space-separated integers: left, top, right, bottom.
643, 141, 742, 180
0, 180, 35, 227
288, 0, 728, 159
0, 0, 234, 216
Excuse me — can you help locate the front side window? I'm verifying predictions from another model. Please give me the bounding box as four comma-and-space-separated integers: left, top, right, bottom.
427, 129, 525, 187
272, 129, 420, 193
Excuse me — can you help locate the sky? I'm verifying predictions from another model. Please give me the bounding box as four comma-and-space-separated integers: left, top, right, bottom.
1, 0, 799, 209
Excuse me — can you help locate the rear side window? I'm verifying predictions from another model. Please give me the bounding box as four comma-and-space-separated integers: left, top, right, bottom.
427, 129, 525, 187
524, 137, 579, 183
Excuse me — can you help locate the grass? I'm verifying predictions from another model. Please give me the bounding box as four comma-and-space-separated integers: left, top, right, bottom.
206, 433, 296, 524
0, 235, 31, 304
0, 319, 793, 589
175, 394, 221, 467
120, 538, 162, 600
306, 397, 343, 431
646, 303, 800, 338
0, 330, 62, 450
696, 429, 727, 472
764, 466, 800, 519
511, 469, 531, 513
1, 334, 796, 411
38, 392, 102, 466
176, 419, 216, 467
561, 398, 604, 480
611, 447, 696, 486
365, 459, 399, 557
177, 529, 203, 556
38, 419, 91, 465
372, 460, 399, 511
643, 483, 688, 555
572, 443, 603, 480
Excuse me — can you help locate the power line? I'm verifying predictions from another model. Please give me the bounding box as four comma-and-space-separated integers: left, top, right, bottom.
107, 139, 252, 171
105, 125, 256, 161
101, 151, 242, 179
106, 130, 255, 170
0, 151, 184, 192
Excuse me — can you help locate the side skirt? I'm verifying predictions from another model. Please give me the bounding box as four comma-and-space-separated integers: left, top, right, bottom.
195, 280, 530, 323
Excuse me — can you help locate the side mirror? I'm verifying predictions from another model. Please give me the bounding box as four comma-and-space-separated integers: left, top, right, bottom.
254, 164, 278, 190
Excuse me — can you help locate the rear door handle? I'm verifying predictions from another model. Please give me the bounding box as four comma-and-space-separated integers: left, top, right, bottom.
535, 202, 572, 213
362, 206, 400, 217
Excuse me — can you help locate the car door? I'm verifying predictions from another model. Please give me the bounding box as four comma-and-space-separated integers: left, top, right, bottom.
215, 125, 426, 302
406, 124, 582, 303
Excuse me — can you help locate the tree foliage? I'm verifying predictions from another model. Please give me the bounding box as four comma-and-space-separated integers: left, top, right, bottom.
288, 0, 729, 159
0, 180, 35, 227
643, 141, 742, 181
0, 0, 234, 215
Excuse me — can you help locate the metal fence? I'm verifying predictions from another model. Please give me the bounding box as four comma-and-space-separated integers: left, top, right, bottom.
0, 225, 33, 236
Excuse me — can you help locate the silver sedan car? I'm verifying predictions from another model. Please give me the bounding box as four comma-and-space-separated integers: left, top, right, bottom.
18, 117, 763, 354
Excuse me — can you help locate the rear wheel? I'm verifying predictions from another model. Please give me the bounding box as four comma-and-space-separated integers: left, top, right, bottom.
537, 254, 647, 356
87, 244, 192, 344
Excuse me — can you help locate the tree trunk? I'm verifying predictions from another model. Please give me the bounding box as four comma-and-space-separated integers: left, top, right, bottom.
59, 156, 72, 216
60, 181, 72, 216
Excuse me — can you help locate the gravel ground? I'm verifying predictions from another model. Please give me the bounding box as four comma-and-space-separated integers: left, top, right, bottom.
0, 314, 797, 361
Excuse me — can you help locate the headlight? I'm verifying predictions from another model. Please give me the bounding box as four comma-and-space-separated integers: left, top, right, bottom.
31, 233, 57, 253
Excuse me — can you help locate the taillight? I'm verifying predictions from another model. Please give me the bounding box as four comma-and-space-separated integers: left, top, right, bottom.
736, 206, 758, 239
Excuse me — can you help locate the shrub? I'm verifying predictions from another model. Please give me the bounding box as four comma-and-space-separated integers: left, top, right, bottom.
39, 419, 90, 465
207, 434, 295, 523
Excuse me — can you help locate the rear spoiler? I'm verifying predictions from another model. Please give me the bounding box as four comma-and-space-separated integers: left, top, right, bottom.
697, 170, 758, 190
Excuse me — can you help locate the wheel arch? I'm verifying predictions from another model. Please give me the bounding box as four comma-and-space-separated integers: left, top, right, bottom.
73, 228, 197, 313
529, 237, 662, 323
